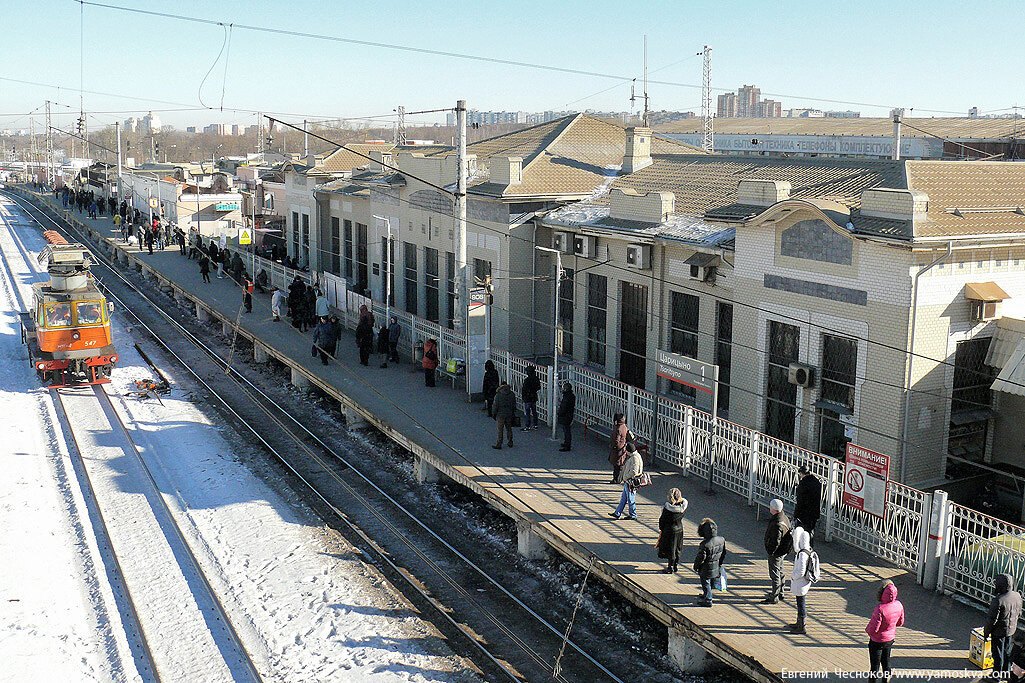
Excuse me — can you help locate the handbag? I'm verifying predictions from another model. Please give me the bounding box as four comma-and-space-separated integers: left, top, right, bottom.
311, 344, 318, 357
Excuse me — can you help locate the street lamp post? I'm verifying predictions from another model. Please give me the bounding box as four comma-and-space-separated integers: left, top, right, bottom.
535, 244, 562, 440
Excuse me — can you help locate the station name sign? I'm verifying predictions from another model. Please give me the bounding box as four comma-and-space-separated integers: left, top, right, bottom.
656, 349, 717, 394
215, 203, 240, 212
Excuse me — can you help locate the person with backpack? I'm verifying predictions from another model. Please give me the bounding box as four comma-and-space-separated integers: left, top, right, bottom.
692, 518, 727, 607
866, 579, 905, 682
762, 498, 793, 604
789, 525, 819, 634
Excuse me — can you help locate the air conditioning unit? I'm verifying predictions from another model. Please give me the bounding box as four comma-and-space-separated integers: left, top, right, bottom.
625, 244, 651, 269
788, 362, 816, 388
971, 300, 1000, 322
573, 234, 597, 259
688, 264, 717, 283
552, 231, 574, 254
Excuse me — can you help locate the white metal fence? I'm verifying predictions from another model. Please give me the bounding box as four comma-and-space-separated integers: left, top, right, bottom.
243, 251, 312, 291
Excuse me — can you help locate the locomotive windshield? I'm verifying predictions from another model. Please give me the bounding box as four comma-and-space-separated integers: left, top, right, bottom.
44, 302, 73, 328
76, 301, 104, 326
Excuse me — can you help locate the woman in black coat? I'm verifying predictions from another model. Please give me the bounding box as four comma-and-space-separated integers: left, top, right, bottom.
693, 518, 727, 607
355, 318, 375, 366
482, 360, 500, 417
656, 488, 688, 574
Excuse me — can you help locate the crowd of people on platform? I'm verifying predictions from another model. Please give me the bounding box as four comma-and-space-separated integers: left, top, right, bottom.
51, 177, 1018, 682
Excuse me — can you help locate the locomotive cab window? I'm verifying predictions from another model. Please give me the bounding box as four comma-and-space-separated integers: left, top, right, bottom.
43, 302, 73, 328
76, 301, 104, 326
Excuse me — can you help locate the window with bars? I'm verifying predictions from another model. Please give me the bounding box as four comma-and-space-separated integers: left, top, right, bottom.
558, 268, 574, 357
356, 222, 368, 294
715, 302, 733, 414
425, 247, 440, 323
446, 252, 455, 328
669, 292, 699, 399
404, 242, 418, 315
765, 320, 800, 443
343, 219, 353, 279
948, 336, 995, 462
330, 217, 340, 274
291, 211, 300, 258
818, 334, 856, 458
586, 273, 607, 367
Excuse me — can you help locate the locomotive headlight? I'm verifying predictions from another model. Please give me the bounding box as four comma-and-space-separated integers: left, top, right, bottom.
36, 362, 45, 370
72, 332, 80, 340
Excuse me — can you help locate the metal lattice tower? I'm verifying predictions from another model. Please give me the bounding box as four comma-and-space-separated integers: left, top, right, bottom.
701, 45, 714, 153
45, 100, 54, 186
397, 106, 406, 145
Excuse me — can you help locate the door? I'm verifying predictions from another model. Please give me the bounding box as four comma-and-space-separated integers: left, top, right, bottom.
619, 281, 648, 388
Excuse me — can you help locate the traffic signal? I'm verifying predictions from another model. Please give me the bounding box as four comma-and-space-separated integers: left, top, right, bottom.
265, 135, 274, 148
154, 141, 160, 155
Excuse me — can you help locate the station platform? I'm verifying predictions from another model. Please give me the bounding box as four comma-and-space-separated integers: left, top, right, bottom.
21, 191, 988, 682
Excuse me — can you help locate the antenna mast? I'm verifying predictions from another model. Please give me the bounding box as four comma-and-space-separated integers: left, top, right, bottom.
642, 35, 649, 126
701, 45, 713, 153
397, 106, 406, 145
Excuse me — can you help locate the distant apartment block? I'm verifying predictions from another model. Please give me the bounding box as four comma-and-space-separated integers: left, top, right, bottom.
717, 85, 781, 118
204, 123, 227, 135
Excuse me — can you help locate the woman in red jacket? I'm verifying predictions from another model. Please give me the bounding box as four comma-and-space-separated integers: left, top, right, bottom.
866, 580, 905, 682
422, 339, 439, 387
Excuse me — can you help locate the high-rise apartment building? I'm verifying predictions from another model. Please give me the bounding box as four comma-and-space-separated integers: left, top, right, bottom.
717, 85, 781, 118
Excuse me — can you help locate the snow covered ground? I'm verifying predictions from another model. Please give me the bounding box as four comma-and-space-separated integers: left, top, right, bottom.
0, 196, 480, 682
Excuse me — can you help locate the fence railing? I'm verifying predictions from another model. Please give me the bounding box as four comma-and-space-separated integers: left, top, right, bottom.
248, 259, 1016, 615
244, 251, 312, 291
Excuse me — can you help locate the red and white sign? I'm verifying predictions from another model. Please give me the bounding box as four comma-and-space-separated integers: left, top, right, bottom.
843, 443, 890, 519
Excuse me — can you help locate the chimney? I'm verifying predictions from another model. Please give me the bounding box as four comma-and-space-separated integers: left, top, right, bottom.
369, 150, 393, 172
609, 188, 674, 223
623, 127, 652, 174
891, 108, 903, 161
490, 156, 522, 185
737, 179, 791, 206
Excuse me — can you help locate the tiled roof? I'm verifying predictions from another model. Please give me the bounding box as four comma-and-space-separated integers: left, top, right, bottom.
598, 154, 907, 215
429, 114, 704, 198
906, 160, 1025, 238
656, 117, 1025, 140
544, 204, 735, 248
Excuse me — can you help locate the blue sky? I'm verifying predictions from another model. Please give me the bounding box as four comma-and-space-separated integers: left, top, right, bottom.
2, 0, 1023, 131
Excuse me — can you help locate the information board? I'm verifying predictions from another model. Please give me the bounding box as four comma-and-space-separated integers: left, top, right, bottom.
656, 349, 717, 394
843, 443, 890, 519
215, 203, 239, 212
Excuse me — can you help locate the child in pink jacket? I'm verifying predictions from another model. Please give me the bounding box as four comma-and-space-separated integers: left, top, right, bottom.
866, 580, 905, 681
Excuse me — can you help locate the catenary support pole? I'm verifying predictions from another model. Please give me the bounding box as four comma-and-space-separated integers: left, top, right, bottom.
116, 121, 123, 202
454, 99, 468, 334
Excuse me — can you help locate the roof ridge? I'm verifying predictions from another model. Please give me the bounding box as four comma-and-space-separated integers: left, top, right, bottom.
517, 113, 584, 174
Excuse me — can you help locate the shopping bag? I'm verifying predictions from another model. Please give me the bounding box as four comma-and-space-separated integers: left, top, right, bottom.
712, 570, 729, 592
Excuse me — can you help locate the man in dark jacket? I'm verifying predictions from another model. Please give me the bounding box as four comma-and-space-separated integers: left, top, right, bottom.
388, 316, 401, 363
556, 383, 576, 451
693, 518, 727, 607
985, 573, 1023, 674
355, 316, 375, 366
520, 366, 541, 430
492, 382, 516, 449
313, 316, 337, 365
794, 465, 822, 545
482, 360, 500, 417
761, 498, 792, 604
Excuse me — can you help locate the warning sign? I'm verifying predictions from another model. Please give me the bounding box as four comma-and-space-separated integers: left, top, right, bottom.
238, 229, 251, 245
843, 443, 890, 519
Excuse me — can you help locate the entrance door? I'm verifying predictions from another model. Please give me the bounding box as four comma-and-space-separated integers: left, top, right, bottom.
619, 282, 648, 388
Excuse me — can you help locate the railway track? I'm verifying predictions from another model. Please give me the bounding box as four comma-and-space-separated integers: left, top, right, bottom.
4, 190, 633, 682
0, 197, 262, 683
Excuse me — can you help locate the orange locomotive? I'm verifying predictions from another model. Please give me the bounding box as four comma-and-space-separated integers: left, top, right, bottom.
20, 230, 117, 387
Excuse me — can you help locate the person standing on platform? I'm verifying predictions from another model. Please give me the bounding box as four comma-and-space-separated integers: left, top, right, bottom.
113, 212, 122, 239
388, 316, 401, 363
866, 580, 905, 682
794, 465, 822, 546
492, 381, 515, 450
610, 443, 643, 520
556, 382, 576, 451
692, 518, 726, 607
377, 324, 390, 368
520, 365, 541, 431
243, 275, 254, 313
422, 338, 439, 386
199, 252, 211, 283
303, 284, 317, 331
788, 526, 818, 634
761, 498, 793, 604
985, 573, 1023, 676
482, 360, 500, 418
315, 288, 329, 319
270, 287, 283, 322
608, 413, 632, 484
355, 314, 375, 366
144, 226, 154, 255
313, 316, 337, 365
656, 488, 688, 573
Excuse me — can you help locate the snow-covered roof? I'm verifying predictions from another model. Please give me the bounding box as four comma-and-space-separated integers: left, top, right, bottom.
544, 202, 735, 248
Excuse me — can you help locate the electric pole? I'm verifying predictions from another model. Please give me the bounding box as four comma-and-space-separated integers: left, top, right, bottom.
45, 100, 54, 187
116, 121, 123, 202
303, 119, 309, 157
701, 45, 714, 153
397, 106, 406, 146
454, 99, 468, 334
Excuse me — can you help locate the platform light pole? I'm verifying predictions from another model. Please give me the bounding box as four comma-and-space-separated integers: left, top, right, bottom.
535, 244, 562, 440
373, 214, 392, 325
454, 99, 468, 335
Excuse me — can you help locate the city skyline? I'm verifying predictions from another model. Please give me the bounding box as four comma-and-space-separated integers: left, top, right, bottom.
1, 0, 1023, 131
